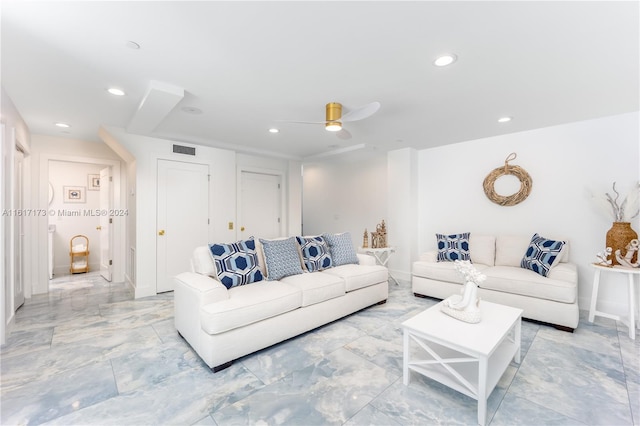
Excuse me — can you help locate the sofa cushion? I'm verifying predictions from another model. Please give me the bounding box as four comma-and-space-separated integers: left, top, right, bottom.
480, 265, 576, 303
296, 236, 333, 272
323, 232, 359, 266
495, 235, 532, 267
413, 260, 491, 284
200, 281, 302, 334
520, 233, 566, 277
322, 264, 388, 292
436, 232, 471, 262
208, 238, 263, 289
281, 271, 345, 306
259, 237, 304, 280
469, 235, 496, 266
193, 246, 218, 278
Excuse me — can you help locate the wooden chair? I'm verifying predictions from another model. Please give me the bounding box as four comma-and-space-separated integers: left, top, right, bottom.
69, 235, 89, 274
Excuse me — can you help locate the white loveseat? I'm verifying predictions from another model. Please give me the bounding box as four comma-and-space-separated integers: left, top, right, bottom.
174, 235, 389, 371
412, 234, 579, 331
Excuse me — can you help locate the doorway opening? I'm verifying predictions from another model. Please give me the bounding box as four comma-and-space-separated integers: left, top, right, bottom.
48, 160, 113, 288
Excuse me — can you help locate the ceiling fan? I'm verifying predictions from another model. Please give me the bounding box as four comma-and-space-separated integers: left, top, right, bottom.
279, 101, 381, 140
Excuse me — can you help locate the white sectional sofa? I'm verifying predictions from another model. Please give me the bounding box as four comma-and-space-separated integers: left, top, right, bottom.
174, 234, 389, 371
412, 234, 579, 331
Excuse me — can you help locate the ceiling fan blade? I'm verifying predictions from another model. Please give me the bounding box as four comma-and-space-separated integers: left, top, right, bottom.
336, 128, 352, 140
341, 101, 381, 122
276, 120, 326, 125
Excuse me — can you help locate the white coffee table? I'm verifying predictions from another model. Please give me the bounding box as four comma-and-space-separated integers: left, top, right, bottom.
402, 300, 522, 426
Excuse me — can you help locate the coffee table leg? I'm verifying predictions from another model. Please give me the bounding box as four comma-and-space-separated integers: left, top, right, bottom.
403, 330, 410, 385
515, 318, 521, 364
478, 357, 488, 426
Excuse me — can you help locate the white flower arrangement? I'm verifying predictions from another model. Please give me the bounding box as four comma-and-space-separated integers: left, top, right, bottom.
453, 260, 486, 285
590, 182, 640, 222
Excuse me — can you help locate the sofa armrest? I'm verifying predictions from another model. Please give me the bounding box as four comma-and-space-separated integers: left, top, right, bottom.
174, 272, 229, 350
357, 253, 376, 266
174, 272, 229, 305
548, 262, 578, 284
419, 251, 438, 262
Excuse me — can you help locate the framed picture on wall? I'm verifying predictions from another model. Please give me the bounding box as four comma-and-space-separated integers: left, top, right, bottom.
88, 174, 100, 191
63, 186, 86, 203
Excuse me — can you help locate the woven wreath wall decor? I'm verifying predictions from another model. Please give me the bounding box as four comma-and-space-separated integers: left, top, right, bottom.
483, 152, 532, 206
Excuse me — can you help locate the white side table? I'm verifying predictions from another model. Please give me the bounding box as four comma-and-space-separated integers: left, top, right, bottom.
588, 264, 640, 340
358, 247, 399, 285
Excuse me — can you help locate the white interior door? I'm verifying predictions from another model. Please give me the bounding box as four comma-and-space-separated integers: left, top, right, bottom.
157, 160, 209, 293
239, 171, 282, 239
99, 167, 112, 281
13, 148, 24, 310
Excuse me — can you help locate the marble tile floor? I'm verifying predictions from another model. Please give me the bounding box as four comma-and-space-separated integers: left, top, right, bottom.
1, 271, 638, 426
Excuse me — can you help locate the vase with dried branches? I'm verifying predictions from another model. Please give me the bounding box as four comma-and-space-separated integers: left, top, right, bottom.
591, 182, 639, 266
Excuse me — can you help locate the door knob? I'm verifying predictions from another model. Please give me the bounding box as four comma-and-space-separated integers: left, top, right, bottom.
96, 226, 102, 230
158, 230, 165, 236
240, 227, 245, 232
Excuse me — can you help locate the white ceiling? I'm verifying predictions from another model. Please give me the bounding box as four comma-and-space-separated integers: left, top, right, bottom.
2, 1, 638, 160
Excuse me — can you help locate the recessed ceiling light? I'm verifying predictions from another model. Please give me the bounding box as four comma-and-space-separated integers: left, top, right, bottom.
434, 54, 457, 67
268, 128, 279, 133
180, 106, 203, 115
126, 40, 141, 50
54, 122, 70, 128
498, 116, 513, 123
107, 88, 125, 96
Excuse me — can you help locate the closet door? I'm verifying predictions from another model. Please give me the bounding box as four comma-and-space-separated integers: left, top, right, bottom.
238, 171, 282, 239
156, 160, 209, 293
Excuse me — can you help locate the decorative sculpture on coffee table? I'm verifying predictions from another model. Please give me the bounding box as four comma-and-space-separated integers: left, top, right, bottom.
363, 229, 369, 248
615, 239, 640, 268
441, 260, 484, 323
370, 220, 387, 248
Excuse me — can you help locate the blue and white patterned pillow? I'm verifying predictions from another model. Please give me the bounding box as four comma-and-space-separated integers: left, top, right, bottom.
209, 237, 263, 289
296, 236, 333, 272
322, 232, 359, 266
436, 232, 471, 262
259, 237, 304, 280
520, 233, 566, 277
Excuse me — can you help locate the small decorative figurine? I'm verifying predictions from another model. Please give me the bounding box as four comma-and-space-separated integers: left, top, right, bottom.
370, 220, 387, 248
441, 260, 484, 323
594, 247, 613, 267
615, 239, 640, 268
363, 229, 369, 248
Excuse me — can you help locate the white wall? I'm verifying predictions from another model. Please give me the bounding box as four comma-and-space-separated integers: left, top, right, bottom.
104, 128, 303, 298
302, 112, 639, 315
48, 160, 104, 275
1, 86, 31, 344
303, 154, 388, 248
418, 112, 639, 314
387, 148, 419, 280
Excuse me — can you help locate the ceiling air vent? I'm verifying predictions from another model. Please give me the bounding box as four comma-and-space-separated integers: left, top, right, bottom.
173, 144, 196, 156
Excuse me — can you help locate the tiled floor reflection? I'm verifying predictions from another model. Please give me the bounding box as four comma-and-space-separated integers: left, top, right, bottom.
1, 272, 638, 425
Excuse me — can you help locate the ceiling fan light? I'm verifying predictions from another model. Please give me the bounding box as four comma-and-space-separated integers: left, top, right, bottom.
325, 122, 342, 132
